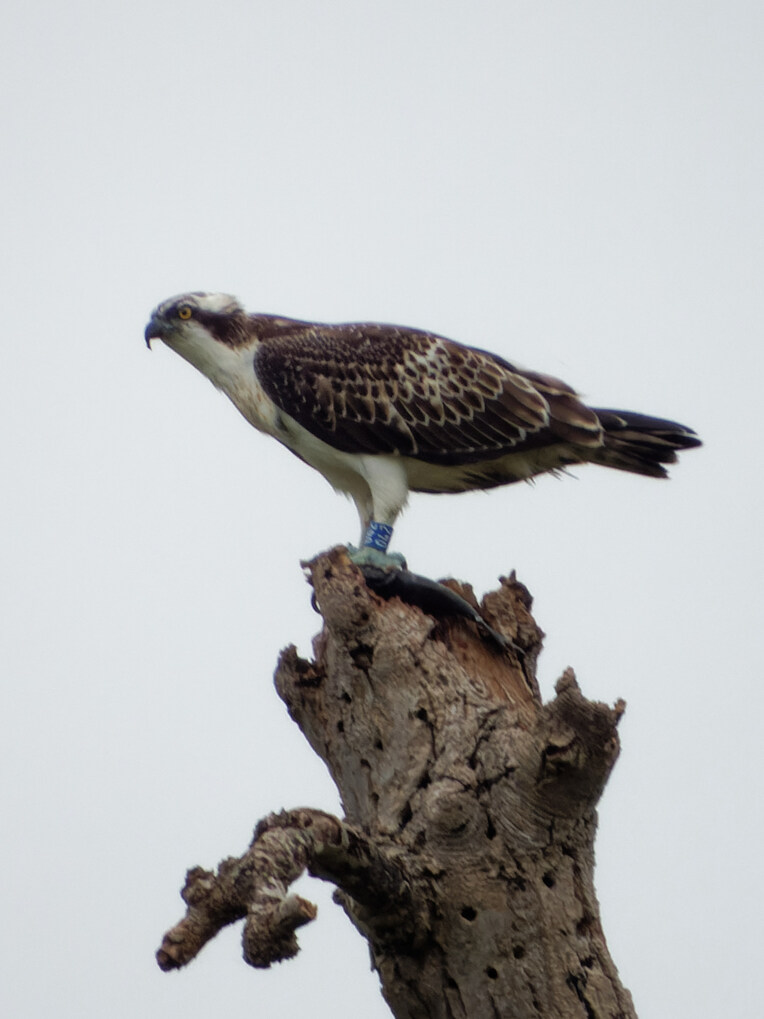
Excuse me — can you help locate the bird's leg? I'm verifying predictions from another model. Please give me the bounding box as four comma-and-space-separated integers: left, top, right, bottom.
363, 520, 394, 551
344, 459, 409, 569
347, 521, 407, 570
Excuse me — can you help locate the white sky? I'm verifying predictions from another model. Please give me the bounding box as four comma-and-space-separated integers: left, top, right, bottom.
1, 2, 762, 1016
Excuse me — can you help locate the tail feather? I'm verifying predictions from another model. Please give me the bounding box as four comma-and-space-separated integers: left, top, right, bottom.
591, 408, 702, 478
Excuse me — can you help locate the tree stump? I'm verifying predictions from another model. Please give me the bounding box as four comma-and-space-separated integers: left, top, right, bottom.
157, 547, 636, 1019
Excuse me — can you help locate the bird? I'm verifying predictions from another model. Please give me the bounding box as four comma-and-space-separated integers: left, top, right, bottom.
145, 292, 701, 568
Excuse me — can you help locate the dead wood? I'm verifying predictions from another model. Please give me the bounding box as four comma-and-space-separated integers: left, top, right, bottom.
157, 546, 636, 1019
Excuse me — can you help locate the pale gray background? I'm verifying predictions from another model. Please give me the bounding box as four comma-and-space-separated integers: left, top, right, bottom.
2, 2, 761, 1016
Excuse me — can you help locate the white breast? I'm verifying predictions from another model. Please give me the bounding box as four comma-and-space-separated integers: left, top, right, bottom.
162, 324, 282, 436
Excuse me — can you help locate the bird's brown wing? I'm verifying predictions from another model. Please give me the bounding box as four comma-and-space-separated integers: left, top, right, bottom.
253, 321, 603, 465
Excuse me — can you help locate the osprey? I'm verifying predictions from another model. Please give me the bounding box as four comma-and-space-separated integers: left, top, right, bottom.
145, 292, 701, 567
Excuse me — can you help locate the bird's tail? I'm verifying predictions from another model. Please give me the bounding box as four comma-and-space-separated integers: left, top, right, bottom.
590, 409, 702, 478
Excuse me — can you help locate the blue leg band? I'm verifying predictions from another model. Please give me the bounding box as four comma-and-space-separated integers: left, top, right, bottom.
362, 521, 394, 552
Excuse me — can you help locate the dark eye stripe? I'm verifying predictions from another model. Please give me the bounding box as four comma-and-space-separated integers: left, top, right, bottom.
193, 308, 249, 347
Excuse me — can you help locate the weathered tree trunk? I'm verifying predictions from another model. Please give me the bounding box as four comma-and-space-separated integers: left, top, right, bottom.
157, 547, 636, 1019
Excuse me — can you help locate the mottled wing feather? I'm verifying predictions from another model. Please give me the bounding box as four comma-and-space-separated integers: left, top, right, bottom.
253, 321, 603, 465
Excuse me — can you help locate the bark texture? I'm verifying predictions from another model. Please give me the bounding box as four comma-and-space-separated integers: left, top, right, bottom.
158, 547, 636, 1019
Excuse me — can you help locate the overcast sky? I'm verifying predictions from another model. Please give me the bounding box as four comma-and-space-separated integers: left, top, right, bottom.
1, 2, 762, 1016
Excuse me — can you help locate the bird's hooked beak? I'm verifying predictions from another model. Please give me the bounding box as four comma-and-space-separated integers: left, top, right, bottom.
144, 313, 165, 349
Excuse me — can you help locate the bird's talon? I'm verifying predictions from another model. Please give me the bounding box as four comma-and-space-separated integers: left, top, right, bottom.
347, 546, 407, 571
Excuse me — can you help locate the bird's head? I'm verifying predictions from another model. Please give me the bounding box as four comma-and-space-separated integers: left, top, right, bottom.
145, 292, 252, 384
144, 292, 248, 348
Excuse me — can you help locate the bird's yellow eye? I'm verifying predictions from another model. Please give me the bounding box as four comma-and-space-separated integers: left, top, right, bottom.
177, 305, 192, 320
